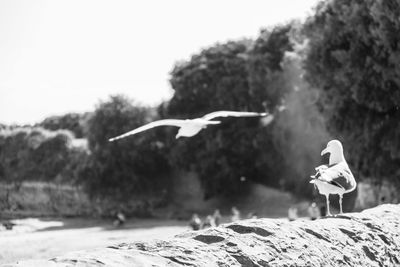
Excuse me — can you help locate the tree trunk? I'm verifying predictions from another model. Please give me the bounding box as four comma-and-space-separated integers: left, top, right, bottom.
7, 204, 400, 267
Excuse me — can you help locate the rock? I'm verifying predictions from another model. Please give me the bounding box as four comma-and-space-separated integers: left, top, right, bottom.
4, 204, 400, 267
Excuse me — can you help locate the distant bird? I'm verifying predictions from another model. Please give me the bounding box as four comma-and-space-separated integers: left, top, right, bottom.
310, 140, 356, 216
108, 111, 268, 142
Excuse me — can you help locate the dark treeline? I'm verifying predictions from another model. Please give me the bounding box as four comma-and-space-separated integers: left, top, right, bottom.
304, 0, 400, 189
36, 112, 92, 139
0, 128, 88, 185
0, 0, 399, 210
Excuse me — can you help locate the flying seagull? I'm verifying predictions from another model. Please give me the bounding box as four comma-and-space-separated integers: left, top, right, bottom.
310, 140, 356, 216
108, 111, 268, 142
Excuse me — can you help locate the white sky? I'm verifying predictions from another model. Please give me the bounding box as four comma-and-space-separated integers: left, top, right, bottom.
0, 0, 318, 124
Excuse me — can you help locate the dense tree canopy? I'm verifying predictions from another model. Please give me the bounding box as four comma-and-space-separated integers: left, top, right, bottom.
82, 95, 171, 198
247, 25, 294, 110
0, 127, 87, 185
165, 25, 295, 198
38, 112, 91, 138
304, 0, 400, 185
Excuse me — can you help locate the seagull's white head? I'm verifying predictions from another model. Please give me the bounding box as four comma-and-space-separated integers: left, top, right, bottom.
321, 139, 345, 165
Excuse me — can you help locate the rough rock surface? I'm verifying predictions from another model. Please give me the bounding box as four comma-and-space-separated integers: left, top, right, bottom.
4, 204, 400, 267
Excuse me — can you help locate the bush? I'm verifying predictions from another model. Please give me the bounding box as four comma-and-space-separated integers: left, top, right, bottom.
0, 127, 88, 185
37, 112, 91, 138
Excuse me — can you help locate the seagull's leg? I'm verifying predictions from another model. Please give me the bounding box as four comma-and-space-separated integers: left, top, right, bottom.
325, 194, 332, 216
339, 194, 343, 214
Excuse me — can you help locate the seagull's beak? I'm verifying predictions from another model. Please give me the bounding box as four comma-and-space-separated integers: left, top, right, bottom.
321, 147, 329, 156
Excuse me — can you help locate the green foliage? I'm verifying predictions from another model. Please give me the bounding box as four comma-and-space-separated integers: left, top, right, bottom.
82, 95, 171, 198
304, 0, 400, 185
38, 112, 91, 138
0, 127, 87, 184
166, 26, 296, 198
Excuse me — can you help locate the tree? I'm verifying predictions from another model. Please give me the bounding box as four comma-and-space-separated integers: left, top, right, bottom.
82, 95, 170, 198
0, 127, 86, 185
37, 112, 91, 138
166, 25, 295, 198
247, 24, 294, 111
304, 0, 400, 187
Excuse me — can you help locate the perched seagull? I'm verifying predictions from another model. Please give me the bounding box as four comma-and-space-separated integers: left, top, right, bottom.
310, 140, 356, 216
108, 111, 267, 142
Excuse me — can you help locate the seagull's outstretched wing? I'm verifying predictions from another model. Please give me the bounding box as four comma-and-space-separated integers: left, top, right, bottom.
202, 111, 267, 121
108, 119, 187, 142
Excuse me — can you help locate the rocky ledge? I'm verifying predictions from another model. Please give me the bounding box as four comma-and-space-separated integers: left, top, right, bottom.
5, 204, 400, 267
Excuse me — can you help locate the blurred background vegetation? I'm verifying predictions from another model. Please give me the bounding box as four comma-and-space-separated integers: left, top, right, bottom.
0, 0, 399, 217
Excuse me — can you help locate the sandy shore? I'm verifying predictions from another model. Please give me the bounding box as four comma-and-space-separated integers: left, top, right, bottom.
0, 218, 188, 265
